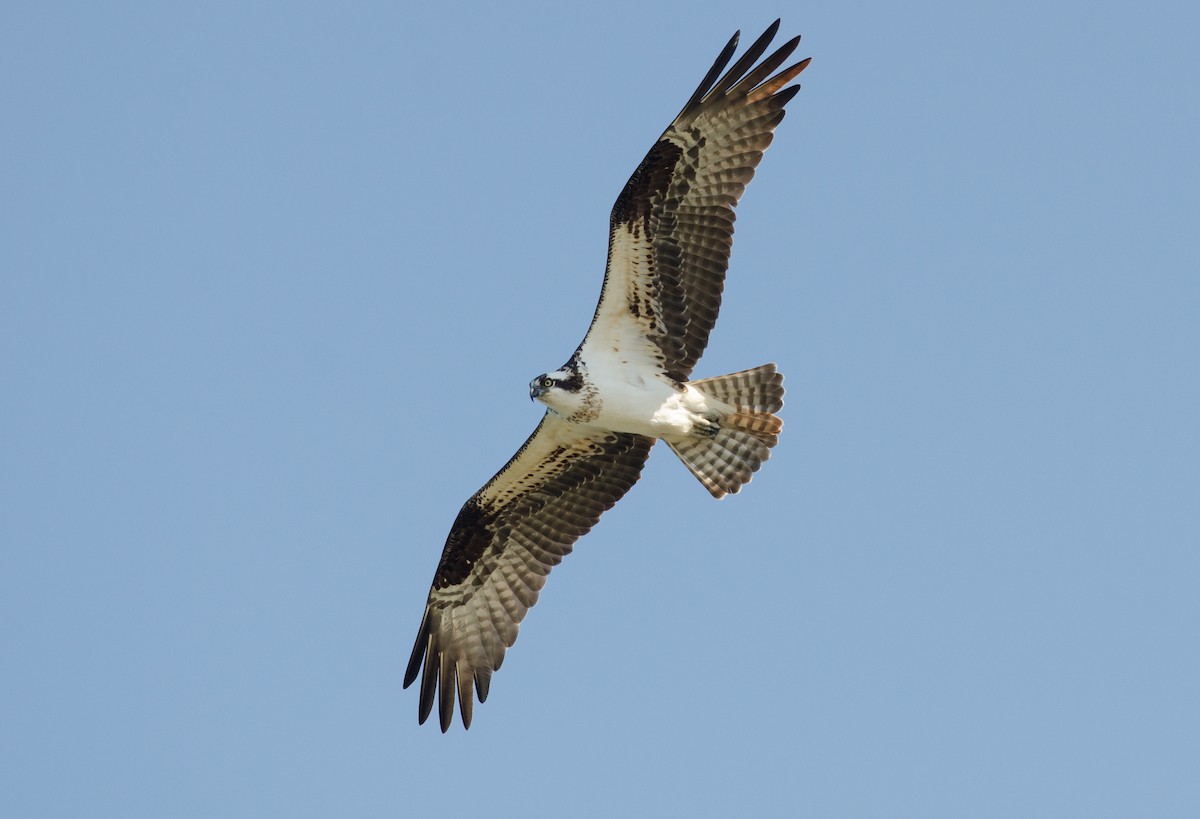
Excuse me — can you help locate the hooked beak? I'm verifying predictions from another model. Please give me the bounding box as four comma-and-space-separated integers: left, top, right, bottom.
530, 384, 546, 401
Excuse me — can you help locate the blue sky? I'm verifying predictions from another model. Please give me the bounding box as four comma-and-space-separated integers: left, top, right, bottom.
3, 1, 1198, 816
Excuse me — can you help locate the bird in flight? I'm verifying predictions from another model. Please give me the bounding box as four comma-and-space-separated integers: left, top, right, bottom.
405, 20, 809, 731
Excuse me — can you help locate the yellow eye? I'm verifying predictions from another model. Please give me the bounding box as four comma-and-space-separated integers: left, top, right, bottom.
542, 378, 554, 388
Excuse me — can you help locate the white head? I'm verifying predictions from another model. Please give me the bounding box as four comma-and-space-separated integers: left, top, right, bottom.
529, 360, 589, 417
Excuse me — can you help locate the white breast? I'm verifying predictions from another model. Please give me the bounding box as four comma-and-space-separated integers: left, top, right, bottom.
581, 350, 715, 439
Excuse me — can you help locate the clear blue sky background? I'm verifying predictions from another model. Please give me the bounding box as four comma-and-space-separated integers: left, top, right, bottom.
3, 1, 1197, 816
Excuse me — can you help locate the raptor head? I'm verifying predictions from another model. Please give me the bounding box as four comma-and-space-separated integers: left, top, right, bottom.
529, 360, 588, 416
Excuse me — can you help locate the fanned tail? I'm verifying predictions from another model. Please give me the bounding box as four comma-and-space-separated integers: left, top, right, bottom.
666, 364, 784, 498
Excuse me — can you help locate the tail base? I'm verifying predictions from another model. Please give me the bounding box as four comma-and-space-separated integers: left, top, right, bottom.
669, 364, 784, 498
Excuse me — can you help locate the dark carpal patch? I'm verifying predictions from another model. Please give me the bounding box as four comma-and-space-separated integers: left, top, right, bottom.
611, 139, 683, 227
434, 499, 496, 588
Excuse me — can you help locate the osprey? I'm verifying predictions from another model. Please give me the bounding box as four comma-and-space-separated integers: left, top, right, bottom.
405, 21, 809, 730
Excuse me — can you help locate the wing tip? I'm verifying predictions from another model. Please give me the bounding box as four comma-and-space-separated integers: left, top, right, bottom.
438, 651, 455, 732
403, 607, 431, 689
681, 21, 810, 118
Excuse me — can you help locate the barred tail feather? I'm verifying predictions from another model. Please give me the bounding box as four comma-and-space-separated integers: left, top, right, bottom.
667, 364, 785, 498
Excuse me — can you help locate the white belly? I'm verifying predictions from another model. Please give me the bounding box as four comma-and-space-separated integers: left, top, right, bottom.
588, 373, 714, 439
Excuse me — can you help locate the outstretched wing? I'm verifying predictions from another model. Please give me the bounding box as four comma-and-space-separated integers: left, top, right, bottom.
580, 20, 810, 381
404, 413, 654, 731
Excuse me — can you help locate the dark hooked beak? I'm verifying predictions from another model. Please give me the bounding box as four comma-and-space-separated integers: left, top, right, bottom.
530, 384, 546, 401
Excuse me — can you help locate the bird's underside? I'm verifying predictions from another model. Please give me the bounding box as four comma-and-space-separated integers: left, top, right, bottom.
405, 20, 809, 731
